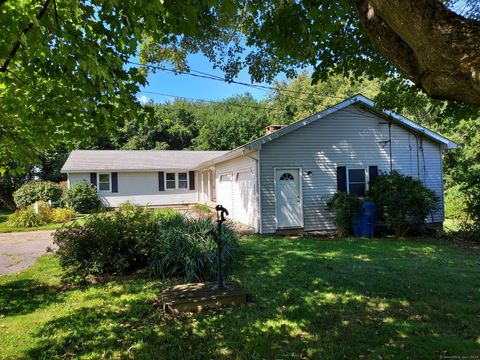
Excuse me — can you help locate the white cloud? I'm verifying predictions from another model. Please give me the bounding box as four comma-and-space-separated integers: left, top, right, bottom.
137, 95, 151, 105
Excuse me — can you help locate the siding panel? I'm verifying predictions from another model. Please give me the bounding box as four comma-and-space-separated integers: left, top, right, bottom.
259, 105, 445, 233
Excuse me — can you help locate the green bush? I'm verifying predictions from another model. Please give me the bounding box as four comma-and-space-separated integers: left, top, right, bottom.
53, 204, 239, 280
368, 171, 438, 237
6, 202, 76, 228
458, 168, 480, 223
64, 182, 101, 214
7, 207, 48, 227
54, 205, 157, 275
13, 180, 63, 209
50, 207, 76, 223
328, 192, 362, 236
444, 184, 467, 220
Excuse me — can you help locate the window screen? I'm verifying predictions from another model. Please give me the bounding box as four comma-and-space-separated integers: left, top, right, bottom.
178, 172, 188, 189
166, 173, 176, 189
348, 169, 366, 196
98, 174, 110, 191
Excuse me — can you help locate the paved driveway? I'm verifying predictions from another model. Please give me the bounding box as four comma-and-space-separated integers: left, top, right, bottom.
0, 230, 55, 275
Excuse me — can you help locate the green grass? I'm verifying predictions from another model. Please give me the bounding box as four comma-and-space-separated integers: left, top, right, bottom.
1, 236, 479, 359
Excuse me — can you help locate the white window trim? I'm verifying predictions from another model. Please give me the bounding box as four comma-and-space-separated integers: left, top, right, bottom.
346, 167, 368, 196
164, 172, 189, 190
178, 172, 189, 189
97, 173, 112, 193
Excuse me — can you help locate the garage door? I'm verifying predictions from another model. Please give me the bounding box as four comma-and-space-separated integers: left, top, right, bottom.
232, 170, 256, 227
217, 173, 233, 213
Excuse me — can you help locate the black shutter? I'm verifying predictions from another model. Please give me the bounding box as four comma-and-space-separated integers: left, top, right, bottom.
90, 172, 97, 187
189, 171, 195, 190
111, 172, 118, 193
368, 166, 378, 183
337, 166, 347, 192
158, 171, 165, 191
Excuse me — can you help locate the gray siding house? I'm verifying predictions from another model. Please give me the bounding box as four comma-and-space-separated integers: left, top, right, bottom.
62, 95, 457, 233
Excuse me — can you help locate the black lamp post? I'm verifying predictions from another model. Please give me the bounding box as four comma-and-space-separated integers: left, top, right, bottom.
210, 204, 229, 290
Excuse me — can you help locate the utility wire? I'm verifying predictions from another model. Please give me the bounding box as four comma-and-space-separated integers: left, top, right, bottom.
127, 60, 349, 100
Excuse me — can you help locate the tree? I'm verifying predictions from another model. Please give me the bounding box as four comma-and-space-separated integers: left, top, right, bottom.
2, 0, 480, 170
193, 94, 268, 150
267, 71, 381, 124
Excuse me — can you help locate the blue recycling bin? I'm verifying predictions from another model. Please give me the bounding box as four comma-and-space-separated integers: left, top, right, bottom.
354, 202, 377, 237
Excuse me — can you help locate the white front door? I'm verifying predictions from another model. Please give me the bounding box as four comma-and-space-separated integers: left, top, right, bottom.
275, 168, 303, 229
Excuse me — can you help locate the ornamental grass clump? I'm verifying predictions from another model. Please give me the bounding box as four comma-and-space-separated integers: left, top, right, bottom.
150, 216, 238, 282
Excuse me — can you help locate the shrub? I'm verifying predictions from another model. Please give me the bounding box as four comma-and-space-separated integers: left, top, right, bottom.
54, 205, 158, 275
444, 184, 468, 220
458, 168, 480, 223
13, 180, 63, 209
150, 217, 238, 282
328, 192, 362, 236
50, 207, 76, 223
368, 171, 438, 237
449, 221, 480, 244
53, 204, 239, 280
7, 207, 48, 227
64, 182, 101, 213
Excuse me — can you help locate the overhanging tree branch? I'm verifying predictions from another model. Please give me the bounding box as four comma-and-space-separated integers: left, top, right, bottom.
0, 0, 51, 73
354, 0, 480, 106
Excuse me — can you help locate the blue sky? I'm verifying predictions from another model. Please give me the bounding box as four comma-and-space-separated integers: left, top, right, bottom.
136, 53, 287, 105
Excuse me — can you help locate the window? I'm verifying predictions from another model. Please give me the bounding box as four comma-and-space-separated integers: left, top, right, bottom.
166, 173, 176, 189
98, 173, 110, 191
280, 172, 294, 181
348, 169, 366, 197
178, 172, 188, 189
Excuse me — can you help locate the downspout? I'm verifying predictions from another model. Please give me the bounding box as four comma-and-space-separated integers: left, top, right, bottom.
242, 149, 262, 233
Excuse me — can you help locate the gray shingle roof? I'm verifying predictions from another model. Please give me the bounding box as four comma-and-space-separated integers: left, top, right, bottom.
61, 150, 228, 172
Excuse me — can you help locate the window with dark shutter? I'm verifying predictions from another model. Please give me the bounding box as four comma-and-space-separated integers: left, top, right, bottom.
158, 171, 165, 191
348, 169, 366, 196
90, 172, 97, 187
189, 171, 195, 190
111, 172, 118, 193
337, 166, 347, 192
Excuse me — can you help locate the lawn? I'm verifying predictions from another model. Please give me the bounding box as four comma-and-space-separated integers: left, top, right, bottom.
0, 236, 479, 359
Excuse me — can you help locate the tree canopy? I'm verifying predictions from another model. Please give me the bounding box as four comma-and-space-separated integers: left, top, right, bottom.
1, 0, 480, 170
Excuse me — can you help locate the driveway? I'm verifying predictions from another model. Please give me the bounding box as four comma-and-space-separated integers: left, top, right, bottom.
0, 230, 55, 275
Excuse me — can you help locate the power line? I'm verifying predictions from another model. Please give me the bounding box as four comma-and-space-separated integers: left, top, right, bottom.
127, 60, 349, 100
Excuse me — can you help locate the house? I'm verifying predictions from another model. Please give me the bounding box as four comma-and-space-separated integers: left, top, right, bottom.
62, 95, 458, 233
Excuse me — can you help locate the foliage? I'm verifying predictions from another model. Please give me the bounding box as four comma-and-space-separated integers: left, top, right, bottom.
6, 207, 48, 228
328, 192, 362, 236
13, 180, 63, 209
53, 204, 238, 279
49, 207, 76, 223
191, 203, 212, 214
6, 202, 76, 228
456, 168, 480, 223
150, 216, 238, 282
448, 221, 480, 244
368, 171, 438, 237
444, 184, 468, 220
193, 95, 269, 150
63, 182, 101, 214
2, 237, 480, 358
54, 205, 158, 275
268, 71, 381, 124
0, 170, 30, 209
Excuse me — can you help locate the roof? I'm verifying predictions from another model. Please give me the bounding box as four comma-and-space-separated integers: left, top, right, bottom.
61, 150, 229, 173
196, 94, 459, 168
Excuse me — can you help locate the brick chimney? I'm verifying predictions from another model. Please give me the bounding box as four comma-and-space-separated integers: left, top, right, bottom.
265, 124, 286, 135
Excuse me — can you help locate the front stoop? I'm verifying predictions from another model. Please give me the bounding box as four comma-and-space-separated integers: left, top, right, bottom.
159, 282, 248, 315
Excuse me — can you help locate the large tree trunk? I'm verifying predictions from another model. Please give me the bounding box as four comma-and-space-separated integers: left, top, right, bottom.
354, 0, 480, 106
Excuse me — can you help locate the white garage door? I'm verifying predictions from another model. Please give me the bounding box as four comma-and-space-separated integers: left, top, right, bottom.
232, 170, 256, 228
217, 173, 233, 213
